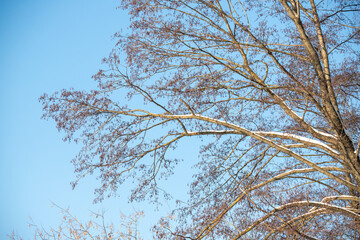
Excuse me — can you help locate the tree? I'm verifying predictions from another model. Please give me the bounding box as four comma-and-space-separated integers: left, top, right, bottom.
9, 205, 144, 240
40, 0, 360, 239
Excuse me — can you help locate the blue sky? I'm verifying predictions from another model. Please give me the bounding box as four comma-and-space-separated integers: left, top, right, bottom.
0, 0, 146, 238
0, 1, 197, 238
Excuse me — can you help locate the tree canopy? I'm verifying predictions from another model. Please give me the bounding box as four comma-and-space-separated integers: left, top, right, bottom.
41, 0, 360, 239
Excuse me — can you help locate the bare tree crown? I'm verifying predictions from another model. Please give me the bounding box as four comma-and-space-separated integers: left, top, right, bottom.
41, 0, 360, 239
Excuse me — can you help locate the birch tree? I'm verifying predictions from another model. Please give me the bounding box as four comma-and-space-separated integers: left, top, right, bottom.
41, 0, 360, 239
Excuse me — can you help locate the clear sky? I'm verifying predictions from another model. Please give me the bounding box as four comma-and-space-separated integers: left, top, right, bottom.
0, 0, 143, 238
0, 1, 197, 238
